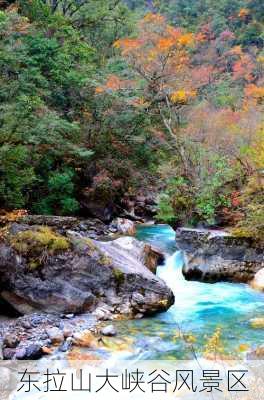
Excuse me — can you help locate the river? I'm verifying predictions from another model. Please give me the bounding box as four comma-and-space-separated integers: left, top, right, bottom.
112, 224, 264, 360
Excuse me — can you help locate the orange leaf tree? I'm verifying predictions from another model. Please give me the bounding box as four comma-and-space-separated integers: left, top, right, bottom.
113, 13, 196, 133
105, 13, 199, 171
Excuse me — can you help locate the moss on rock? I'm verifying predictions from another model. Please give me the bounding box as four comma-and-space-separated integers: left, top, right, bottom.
112, 268, 125, 285
9, 226, 70, 268
99, 255, 113, 266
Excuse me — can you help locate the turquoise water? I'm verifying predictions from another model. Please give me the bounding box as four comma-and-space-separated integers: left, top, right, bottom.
115, 224, 264, 359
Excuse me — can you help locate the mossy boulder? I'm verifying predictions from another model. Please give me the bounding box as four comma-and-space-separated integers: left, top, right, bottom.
0, 223, 174, 316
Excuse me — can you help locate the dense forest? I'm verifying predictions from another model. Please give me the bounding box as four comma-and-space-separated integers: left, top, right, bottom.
0, 0, 263, 240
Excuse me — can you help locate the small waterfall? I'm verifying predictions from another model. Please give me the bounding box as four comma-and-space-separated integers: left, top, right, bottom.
127, 224, 264, 357
157, 250, 185, 283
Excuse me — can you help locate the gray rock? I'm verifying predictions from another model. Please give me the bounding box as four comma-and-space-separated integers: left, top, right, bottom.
0, 312, 93, 360
0, 228, 174, 318
132, 293, 145, 304
176, 228, 264, 283
46, 327, 64, 345
16, 343, 43, 360
100, 325, 117, 337
21, 320, 31, 330
0, 227, 173, 317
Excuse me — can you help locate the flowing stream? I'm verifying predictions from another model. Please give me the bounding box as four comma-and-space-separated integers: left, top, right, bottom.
113, 224, 264, 360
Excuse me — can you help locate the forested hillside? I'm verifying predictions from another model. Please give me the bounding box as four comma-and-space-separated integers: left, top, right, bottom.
0, 0, 263, 240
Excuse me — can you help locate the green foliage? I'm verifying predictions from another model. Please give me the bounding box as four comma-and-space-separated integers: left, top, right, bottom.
212, 81, 242, 109
156, 194, 176, 225
157, 151, 236, 226
0, 7, 94, 213
0, 145, 35, 208
33, 169, 79, 215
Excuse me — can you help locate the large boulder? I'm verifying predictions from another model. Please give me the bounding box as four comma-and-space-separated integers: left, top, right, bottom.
0, 224, 174, 317
176, 228, 264, 284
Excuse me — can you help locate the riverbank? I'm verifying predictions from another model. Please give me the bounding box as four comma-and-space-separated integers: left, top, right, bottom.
0, 217, 173, 360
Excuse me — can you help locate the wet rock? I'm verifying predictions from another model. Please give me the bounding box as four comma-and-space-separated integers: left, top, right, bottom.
46, 327, 64, 345
100, 325, 117, 337
143, 244, 165, 273
177, 228, 264, 284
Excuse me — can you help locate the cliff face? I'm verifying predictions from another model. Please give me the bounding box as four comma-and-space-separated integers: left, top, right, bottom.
0, 223, 174, 318
176, 228, 264, 284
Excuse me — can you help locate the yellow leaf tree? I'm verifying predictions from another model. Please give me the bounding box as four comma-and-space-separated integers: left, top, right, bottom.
113, 14, 196, 131
110, 13, 198, 171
